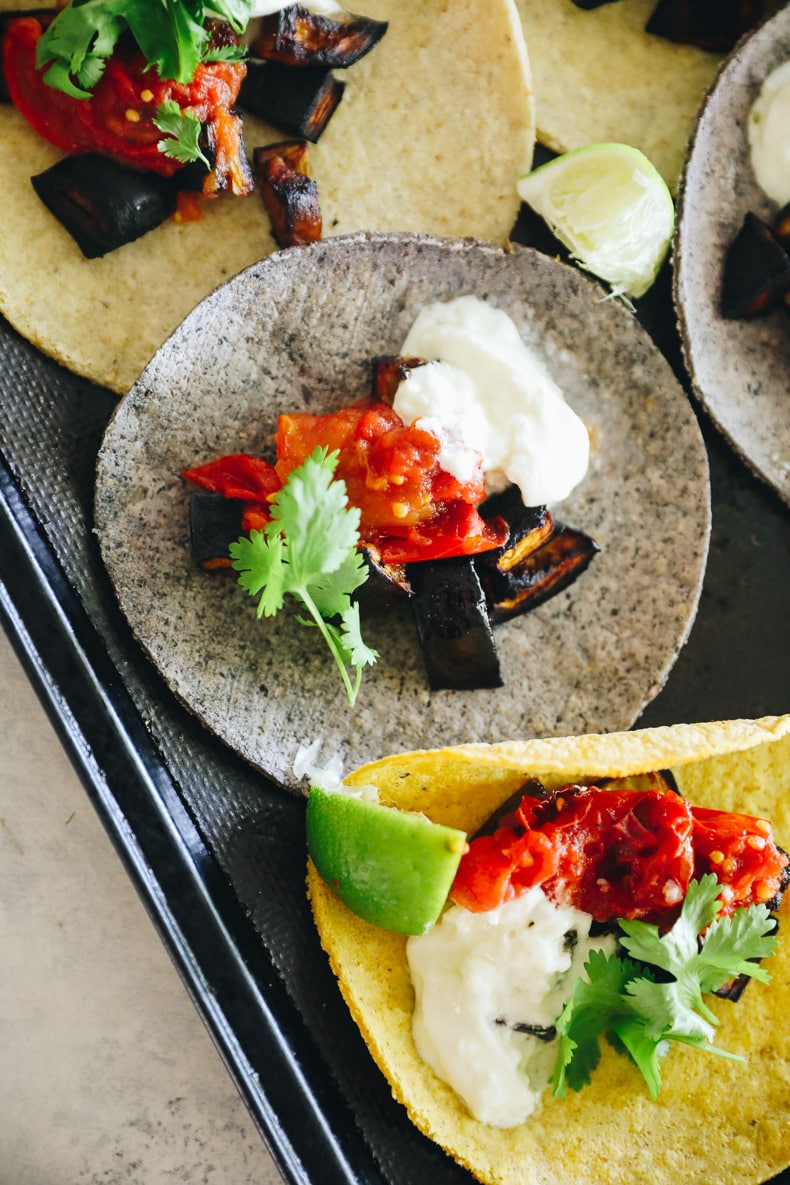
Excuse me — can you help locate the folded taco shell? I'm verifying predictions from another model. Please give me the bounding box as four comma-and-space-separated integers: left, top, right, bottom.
308, 716, 790, 1185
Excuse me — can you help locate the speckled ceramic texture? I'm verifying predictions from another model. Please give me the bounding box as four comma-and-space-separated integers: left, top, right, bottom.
95, 232, 710, 794
675, 6, 790, 508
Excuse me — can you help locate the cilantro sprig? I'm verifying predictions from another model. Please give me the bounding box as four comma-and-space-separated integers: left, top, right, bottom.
35, 0, 252, 100
153, 99, 208, 167
229, 447, 378, 708
552, 875, 780, 1099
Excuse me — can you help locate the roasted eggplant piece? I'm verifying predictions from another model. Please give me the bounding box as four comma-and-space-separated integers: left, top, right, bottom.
408, 556, 502, 691
645, 0, 763, 52
31, 155, 179, 258
189, 493, 244, 570
250, 4, 387, 69
354, 546, 413, 618
253, 139, 322, 248
773, 202, 790, 252
370, 355, 429, 405
479, 523, 599, 626
570, 0, 620, 8
721, 212, 790, 320
239, 61, 344, 141
478, 487, 555, 574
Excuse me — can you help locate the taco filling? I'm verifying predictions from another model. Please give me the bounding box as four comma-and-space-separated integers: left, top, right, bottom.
182, 295, 598, 701
0, 0, 387, 252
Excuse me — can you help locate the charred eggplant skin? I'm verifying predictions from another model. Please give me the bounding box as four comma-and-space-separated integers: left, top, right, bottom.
189, 493, 244, 570
408, 556, 502, 691
253, 139, 322, 248
31, 154, 178, 258
721, 212, 790, 320
250, 4, 388, 69
239, 60, 344, 142
479, 524, 599, 626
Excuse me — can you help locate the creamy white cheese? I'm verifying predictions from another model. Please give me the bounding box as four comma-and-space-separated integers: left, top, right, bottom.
406, 888, 614, 1128
393, 295, 590, 507
748, 60, 790, 205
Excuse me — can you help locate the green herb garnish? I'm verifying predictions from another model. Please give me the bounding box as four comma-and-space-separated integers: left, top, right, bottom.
153, 99, 208, 167
552, 875, 780, 1099
35, 0, 252, 99
229, 447, 378, 708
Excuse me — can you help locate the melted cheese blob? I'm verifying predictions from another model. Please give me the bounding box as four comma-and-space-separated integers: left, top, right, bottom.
393, 295, 590, 507
406, 888, 614, 1127
748, 60, 790, 205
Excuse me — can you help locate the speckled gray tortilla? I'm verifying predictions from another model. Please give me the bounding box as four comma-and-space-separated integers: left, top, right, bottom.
674, 6, 790, 508
94, 232, 711, 793
0, 0, 533, 393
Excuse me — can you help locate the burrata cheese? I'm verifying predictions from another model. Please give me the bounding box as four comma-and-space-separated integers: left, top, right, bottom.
393, 295, 590, 507
406, 887, 614, 1127
748, 59, 790, 205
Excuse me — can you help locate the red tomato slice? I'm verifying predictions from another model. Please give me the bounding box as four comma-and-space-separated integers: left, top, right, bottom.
3, 18, 251, 191
183, 454, 281, 503
275, 401, 501, 561
451, 782, 788, 924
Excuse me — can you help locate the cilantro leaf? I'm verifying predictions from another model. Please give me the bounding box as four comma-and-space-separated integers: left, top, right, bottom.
229, 448, 378, 707
36, 0, 255, 99
154, 100, 209, 167
552, 950, 640, 1097
553, 877, 780, 1100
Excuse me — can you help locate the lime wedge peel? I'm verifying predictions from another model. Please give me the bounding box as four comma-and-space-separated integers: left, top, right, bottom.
306, 785, 468, 936
517, 143, 675, 300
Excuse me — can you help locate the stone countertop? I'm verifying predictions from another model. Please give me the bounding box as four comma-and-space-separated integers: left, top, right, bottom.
0, 625, 283, 1185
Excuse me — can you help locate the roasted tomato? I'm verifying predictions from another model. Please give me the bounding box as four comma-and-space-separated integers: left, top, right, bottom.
3, 18, 252, 194
691, 806, 789, 914
451, 781, 788, 924
275, 401, 507, 563
183, 454, 281, 532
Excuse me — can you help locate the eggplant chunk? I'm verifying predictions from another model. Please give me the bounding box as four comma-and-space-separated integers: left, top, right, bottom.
189, 493, 244, 570
239, 61, 344, 141
253, 140, 322, 247
721, 212, 790, 320
31, 155, 178, 258
250, 4, 387, 69
370, 355, 429, 405
478, 488, 555, 575
646, 0, 763, 52
354, 547, 413, 618
408, 557, 502, 691
479, 523, 599, 625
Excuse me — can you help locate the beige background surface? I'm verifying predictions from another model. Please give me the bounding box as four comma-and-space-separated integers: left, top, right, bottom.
0, 625, 282, 1185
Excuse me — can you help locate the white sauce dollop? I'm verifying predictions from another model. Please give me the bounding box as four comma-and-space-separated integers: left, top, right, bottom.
406, 888, 614, 1128
748, 59, 790, 206
393, 295, 590, 507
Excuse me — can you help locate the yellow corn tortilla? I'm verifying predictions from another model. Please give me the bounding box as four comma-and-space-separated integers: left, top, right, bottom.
0, 0, 534, 393
308, 716, 790, 1185
514, 0, 724, 192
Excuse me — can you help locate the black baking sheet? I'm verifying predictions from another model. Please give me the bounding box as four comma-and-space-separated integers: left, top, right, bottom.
1, 205, 789, 1185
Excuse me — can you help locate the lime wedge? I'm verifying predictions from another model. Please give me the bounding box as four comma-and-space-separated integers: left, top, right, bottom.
517, 143, 675, 299
306, 786, 467, 935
